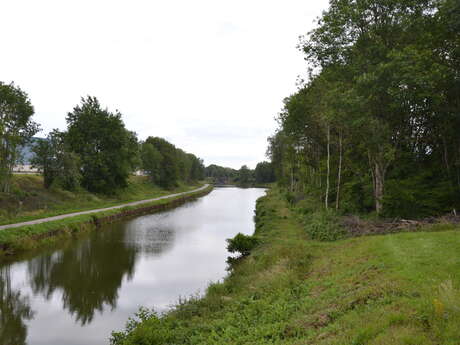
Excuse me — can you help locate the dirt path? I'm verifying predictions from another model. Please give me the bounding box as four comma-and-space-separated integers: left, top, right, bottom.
0, 184, 210, 231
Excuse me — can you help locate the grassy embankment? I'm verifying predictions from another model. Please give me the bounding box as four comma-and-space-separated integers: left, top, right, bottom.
0, 174, 202, 225
112, 187, 460, 345
0, 175, 211, 256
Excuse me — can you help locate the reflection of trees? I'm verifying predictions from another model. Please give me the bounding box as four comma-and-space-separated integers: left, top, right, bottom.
0, 266, 35, 345
28, 228, 137, 325
124, 222, 176, 257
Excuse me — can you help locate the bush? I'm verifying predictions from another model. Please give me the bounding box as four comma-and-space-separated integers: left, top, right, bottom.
304, 209, 345, 241
226, 233, 259, 257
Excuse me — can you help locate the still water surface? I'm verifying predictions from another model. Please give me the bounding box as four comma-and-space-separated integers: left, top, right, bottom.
0, 187, 266, 345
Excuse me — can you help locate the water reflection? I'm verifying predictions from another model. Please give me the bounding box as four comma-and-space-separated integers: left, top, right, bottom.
27, 228, 137, 325
0, 187, 265, 345
123, 219, 176, 257
0, 267, 34, 345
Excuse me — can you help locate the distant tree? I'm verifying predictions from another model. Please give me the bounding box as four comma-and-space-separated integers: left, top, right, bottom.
65, 96, 139, 194
238, 165, 253, 186
145, 137, 179, 189
189, 154, 205, 181
205, 164, 237, 184
0, 82, 39, 193
140, 142, 163, 184
31, 130, 81, 190
176, 148, 192, 182
254, 161, 275, 184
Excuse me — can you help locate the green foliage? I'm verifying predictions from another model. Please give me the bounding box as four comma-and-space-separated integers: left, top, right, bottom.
66, 96, 139, 194
205, 164, 238, 184
140, 142, 162, 184
383, 175, 456, 218
237, 165, 253, 187
268, 0, 460, 218
0, 81, 39, 193
226, 233, 259, 257
111, 188, 460, 345
31, 129, 81, 190
254, 161, 275, 184
303, 209, 344, 241
140, 138, 205, 188
143, 137, 178, 189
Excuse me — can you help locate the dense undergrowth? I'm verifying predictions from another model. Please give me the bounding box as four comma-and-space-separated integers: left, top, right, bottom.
112, 187, 460, 345
0, 174, 200, 226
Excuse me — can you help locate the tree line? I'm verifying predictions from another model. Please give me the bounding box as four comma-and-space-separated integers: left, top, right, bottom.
268, 0, 460, 218
205, 162, 275, 186
0, 86, 205, 194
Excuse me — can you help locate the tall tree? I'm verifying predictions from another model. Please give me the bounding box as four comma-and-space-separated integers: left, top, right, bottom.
254, 161, 275, 184
0, 82, 39, 193
144, 137, 179, 189
238, 165, 253, 187
140, 141, 163, 184
66, 96, 138, 194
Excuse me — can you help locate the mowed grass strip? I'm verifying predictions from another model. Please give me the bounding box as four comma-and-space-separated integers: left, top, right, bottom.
0, 185, 212, 256
0, 175, 203, 226
111, 188, 460, 345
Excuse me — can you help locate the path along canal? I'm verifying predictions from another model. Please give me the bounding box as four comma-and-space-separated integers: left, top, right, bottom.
0, 187, 266, 345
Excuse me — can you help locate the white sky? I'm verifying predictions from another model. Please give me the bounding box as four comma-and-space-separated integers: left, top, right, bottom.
1, 0, 329, 169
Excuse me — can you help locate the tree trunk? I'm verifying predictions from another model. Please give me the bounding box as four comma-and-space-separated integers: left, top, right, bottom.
336, 131, 343, 210
325, 125, 330, 209
374, 162, 385, 215
442, 137, 451, 178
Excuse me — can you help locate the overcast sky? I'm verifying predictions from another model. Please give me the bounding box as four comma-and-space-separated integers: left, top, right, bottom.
1, 0, 329, 169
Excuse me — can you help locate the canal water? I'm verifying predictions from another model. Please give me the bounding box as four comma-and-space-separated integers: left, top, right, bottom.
0, 187, 266, 345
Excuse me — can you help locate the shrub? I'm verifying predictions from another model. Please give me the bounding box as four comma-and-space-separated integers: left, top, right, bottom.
304, 209, 345, 241
226, 233, 259, 257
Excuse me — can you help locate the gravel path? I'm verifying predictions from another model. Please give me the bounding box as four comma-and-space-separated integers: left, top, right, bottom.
0, 184, 210, 231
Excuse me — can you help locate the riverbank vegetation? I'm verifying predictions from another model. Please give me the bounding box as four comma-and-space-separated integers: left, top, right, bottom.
1, 90, 205, 207
111, 0, 460, 343
111, 187, 460, 345
0, 184, 212, 256
205, 162, 275, 187
268, 0, 460, 218
0, 175, 203, 226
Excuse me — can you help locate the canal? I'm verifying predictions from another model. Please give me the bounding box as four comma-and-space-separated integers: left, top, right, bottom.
0, 187, 266, 345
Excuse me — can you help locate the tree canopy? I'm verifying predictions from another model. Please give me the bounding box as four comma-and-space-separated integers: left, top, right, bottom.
65, 96, 139, 193
0, 82, 39, 192
268, 0, 460, 217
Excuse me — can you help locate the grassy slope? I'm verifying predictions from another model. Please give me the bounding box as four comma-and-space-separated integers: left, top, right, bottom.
112, 188, 460, 345
0, 184, 212, 255
0, 175, 201, 225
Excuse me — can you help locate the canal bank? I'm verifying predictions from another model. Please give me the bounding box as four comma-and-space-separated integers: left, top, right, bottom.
0, 187, 265, 345
111, 187, 460, 345
0, 184, 212, 256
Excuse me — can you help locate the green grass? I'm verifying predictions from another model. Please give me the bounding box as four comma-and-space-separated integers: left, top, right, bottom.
111, 187, 460, 345
0, 185, 212, 256
0, 175, 202, 225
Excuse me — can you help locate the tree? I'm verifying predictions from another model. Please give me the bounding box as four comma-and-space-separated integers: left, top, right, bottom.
237, 165, 253, 187
0, 82, 39, 193
66, 96, 138, 194
189, 154, 205, 181
268, 0, 460, 217
144, 137, 179, 189
254, 161, 275, 184
205, 164, 237, 184
31, 130, 81, 190
140, 142, 163, 184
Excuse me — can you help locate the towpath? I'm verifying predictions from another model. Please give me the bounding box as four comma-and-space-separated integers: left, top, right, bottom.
0, 184, 210, 231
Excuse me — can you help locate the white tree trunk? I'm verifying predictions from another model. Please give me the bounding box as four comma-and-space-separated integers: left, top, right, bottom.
336, 131, 343, 210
